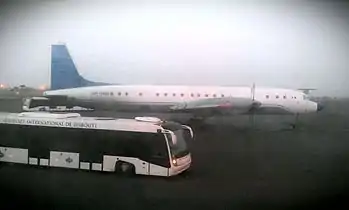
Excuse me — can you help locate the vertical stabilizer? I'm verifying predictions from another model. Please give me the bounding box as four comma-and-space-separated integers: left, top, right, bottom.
51, 44, 108, 90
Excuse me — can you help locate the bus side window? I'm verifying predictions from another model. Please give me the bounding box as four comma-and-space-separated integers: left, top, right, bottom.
45, 127, 82, 153
0, 124, 9, 146
98, 130, 123, 155
25, 125, 49, 159
0, 124, 12, 147
30, 99, 48, 108
80, 129, 104, 163
147, 134, 165, 158
0, 124, 28, 148
100, 130, 139, 158
124, 132, 142, 157
126, 132, 149, 159
112, 131, 150, 159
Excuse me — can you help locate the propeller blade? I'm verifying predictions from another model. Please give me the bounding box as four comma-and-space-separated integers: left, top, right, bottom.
251, 82, 256, 101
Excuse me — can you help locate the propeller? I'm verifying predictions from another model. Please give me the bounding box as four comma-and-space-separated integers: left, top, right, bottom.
249, 82, 257, 128
251, 82, 255, 101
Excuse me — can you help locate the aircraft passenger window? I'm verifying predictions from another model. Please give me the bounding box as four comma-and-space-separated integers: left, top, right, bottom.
164, 93, 168, 96
110, 92, 114, 96
283, 95, 286, 99
221, 94, 225, 97
125, 92, 128, 96
173, 93, 176, 97
266, 95, 269, 99
191, 93, 194, 97
139, 93, 143, 96
156, 93, 159, 96
276, 95, 279, 99
181, 93, 184, 97
205, 94, 209, 97
294, 96, 297, 99
213, 94, 216, 98
118, 92, 121, 96
197, 94, 200, 97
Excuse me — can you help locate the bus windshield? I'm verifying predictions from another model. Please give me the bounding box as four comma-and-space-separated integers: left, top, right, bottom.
23, 98, 30, 107
166, 129, 189, 158
29, 99, 49, 108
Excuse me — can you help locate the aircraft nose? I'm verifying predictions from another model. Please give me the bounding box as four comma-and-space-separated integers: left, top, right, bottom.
317, 103, 324, 111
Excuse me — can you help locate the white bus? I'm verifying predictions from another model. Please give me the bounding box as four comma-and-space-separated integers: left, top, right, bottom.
22, 97, 94, 112
0, 112, 193, 177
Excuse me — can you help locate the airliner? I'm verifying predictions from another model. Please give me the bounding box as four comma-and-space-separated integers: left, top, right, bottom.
43, 44, 323, 121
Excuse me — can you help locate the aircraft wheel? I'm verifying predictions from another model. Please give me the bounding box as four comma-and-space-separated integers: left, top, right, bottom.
0, 151, 4, 167
39, 107, 46, 112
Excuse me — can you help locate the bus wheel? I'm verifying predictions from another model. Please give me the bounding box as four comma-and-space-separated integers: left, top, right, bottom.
115, 161, 135, 176
0, 152, 3, 167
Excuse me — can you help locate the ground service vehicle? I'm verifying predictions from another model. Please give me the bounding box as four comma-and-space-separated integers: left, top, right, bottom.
0, 112, 193, 177
22, 97, 93, 112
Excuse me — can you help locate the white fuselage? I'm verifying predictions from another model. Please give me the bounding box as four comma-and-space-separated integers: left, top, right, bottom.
44, 85, 319, 115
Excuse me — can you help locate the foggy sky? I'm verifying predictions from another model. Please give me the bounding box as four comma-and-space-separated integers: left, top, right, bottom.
0, 0, 348, 97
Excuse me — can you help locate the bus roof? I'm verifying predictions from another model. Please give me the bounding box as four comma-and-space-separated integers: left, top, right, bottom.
18, 112, 81, 119
26, 96, 49, 100
0, 112, 169, 133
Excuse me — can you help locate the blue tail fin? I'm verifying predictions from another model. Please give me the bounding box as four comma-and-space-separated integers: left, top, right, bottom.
51, 44, 109, 90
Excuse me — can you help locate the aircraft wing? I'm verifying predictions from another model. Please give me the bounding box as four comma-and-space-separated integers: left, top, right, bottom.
170, 97, 261, 115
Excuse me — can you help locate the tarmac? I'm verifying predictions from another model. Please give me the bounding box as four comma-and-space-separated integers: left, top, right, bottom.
0, 97, 349, 209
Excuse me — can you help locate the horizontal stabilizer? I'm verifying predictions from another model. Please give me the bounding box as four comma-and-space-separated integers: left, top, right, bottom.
297, 88, 316, 94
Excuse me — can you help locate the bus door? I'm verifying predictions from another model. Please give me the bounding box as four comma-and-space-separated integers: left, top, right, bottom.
148, 132, 172, 176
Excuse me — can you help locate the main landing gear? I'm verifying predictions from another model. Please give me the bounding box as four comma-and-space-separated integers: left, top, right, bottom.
287, 114, 299, 130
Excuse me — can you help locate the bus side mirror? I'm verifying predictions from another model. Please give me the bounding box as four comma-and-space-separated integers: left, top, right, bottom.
171, 133, 177, 145
182, 125, 194, 140
189, 131, 194, 139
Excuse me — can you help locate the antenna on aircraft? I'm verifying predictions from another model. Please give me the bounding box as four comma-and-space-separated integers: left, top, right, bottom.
251, 82, 256, 100
250, 82, 256, 128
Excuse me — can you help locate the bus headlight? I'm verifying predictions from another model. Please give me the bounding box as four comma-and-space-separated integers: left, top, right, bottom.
172, 158, 177, 166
